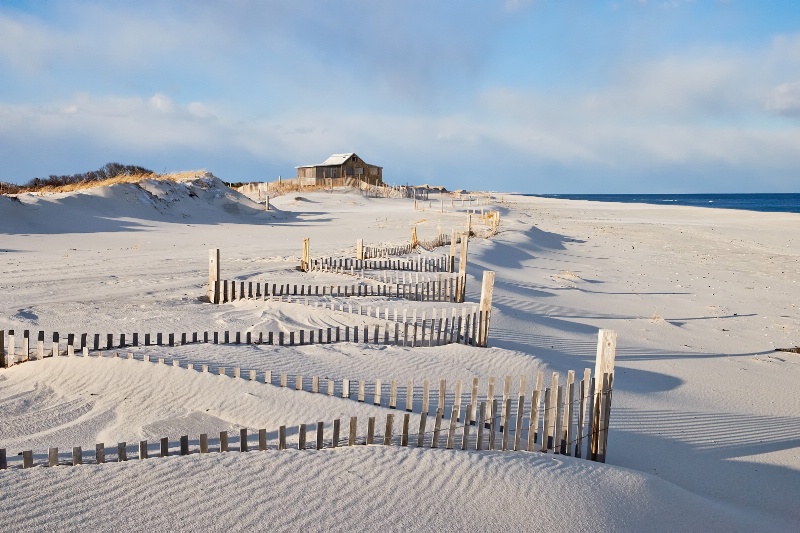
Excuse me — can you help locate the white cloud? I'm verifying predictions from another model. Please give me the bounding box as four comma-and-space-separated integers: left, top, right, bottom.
766, 82, 800, 115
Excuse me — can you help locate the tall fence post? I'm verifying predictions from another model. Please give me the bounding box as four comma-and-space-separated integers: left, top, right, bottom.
411, 226, 418, 248
301, 238, 310, 272
591, 329, 617, 462
0, 329, 5, 368
477, 271, 495, 347
208, 248, 220, 303
357, 239, 364, 260
265, 195, 270, 211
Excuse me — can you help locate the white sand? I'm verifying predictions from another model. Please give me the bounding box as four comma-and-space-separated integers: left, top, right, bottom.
1, 178, 799, 531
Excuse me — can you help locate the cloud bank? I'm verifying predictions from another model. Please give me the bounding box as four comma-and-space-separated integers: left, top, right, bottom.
1, 1, 799, 192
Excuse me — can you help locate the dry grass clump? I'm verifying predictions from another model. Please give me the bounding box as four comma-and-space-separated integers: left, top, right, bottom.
25, 170, 210, 194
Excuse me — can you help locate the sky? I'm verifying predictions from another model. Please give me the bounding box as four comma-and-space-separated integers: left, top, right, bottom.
1, 0, 799, 193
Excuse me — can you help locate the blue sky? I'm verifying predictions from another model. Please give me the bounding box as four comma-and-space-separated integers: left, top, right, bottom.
1, 0, 799, 192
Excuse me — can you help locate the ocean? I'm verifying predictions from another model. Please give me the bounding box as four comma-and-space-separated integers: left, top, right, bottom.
526, 193, 800, 214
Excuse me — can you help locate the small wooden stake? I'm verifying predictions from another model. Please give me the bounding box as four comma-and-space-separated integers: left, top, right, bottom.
72, 446, 82, 466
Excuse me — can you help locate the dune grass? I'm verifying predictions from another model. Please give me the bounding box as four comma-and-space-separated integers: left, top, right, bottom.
10, 170, 211, 195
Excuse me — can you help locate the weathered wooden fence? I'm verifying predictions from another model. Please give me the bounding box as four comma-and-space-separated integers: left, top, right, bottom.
212, 277, 467, 304
312, 255, 449, 273
0, 315, 485, 367
0, 330, 617, 468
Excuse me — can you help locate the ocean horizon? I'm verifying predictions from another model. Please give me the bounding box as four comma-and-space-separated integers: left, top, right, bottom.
525, 193, 800, 214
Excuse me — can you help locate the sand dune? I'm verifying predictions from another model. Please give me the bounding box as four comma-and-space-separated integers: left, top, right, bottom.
1, 184, 799, 531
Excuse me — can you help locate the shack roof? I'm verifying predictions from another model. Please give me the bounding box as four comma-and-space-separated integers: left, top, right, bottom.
296, 153, 382, 169
320, 153, 356, 165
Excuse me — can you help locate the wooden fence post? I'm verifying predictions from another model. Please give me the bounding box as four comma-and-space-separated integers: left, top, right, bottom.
301, 238, 310, 272
476, 401, 486, 450
592, 330, 617, 461
209, 248, 220, 303
357, 239, 364, 260
0, 329, 5, 368
411, 226, 418, 248
514, 395, 525, 451
448, 230, 457, 273
477, 271, 495, 347
457, 236, 468, 303
139, 440, 148, 460
384, 414, 394, 446
417, 413, 427, 447
349, 417, 357, 446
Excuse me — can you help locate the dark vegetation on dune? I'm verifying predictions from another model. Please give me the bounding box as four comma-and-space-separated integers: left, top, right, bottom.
0, 162, 155, 194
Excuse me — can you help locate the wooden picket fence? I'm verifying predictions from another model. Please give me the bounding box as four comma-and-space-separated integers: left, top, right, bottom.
0, 331, 616, 469
0, 389, 613, 471
212, 277, 466, 305
361, 232, 456, 258
0, 313, 485, 368
312, 255, 449, 273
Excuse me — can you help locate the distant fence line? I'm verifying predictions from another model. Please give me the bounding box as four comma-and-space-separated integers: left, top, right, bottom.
312, 254, 450, 273
212, 277, 466, 305
208, 228, 487, 340
0, 333, 616, 469
313, 261, 453, 285
237, 178, 413, 201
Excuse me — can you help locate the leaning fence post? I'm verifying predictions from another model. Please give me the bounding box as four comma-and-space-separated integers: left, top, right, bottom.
209, 248, 220, 303
446, 405, 458, 449
431, 408, 444, 448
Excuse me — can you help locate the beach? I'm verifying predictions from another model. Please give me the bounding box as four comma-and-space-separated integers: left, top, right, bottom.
1, 181, 798, 531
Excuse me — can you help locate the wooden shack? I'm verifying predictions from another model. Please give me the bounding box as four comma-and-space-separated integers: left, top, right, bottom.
296, 153, 383, 186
